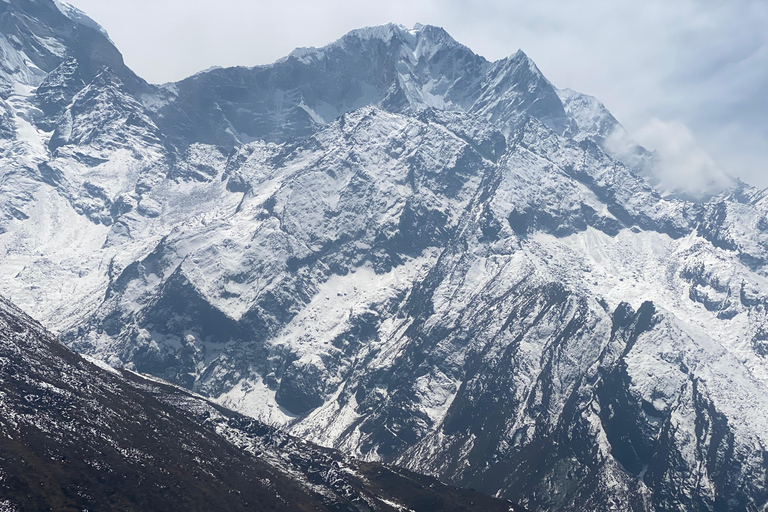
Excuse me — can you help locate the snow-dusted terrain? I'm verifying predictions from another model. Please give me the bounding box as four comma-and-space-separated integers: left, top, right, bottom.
1, 1, 767, 510
0, 294, 519, 511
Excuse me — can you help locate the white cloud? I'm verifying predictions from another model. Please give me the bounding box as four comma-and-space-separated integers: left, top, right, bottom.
635, 118, 735, 200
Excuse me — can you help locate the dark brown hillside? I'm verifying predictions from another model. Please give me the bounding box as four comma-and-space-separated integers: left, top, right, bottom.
0, 295, 522, 512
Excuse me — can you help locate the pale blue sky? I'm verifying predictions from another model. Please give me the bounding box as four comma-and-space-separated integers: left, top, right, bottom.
66, 0, 768, 189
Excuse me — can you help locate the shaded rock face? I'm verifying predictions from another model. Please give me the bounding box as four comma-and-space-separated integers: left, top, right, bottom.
0, 0, 145, 97
0, 294, 523, 512
149, 24, 571, 147
1, 4, 767, 511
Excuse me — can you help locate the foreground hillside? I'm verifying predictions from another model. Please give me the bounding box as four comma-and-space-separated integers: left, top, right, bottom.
1, 1, 767, 510
0, 295, 520, 511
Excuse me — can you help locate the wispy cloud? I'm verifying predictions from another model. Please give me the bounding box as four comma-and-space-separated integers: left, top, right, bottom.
634, 118, 735, 199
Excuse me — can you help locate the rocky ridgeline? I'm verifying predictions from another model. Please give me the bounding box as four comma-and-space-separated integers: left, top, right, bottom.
1, 2, 767, 510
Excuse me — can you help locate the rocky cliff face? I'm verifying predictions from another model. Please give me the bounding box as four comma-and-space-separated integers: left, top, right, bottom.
0, 4, 766, 511
149, 24, 572, 147
0, 293, 521, 511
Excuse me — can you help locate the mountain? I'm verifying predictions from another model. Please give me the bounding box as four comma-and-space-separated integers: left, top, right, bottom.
149, 23, 573, 147
0, 2, 766, 511
0, 0, 145, 97
0, 293, 521, 511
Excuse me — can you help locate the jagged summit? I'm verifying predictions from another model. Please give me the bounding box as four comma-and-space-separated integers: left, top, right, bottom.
282, 22, 477, 78
51, 0, 114, 43
347, 22, 469, 58
557, 87, 621, 139
2, 6, 768, 512
288, 23, 468, 58
150, 22, 574, 146
0, 0, 146, 96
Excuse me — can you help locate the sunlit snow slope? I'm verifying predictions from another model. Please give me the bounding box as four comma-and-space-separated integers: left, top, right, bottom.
1, 3, 767, 510
0, 294, 521, 511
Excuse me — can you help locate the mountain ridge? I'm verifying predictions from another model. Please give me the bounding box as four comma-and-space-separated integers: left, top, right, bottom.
1, 3, 767, 511
0, 292, 523, 511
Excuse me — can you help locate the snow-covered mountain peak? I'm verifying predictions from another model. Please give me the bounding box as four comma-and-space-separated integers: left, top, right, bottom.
287, 22, 473, 65
51, 0, 113, 43
507, 49, 539, 70
285, 23, 408, 62
343, 22, 411, 43
0, 0, 145, 97
3, 8, 768, 511
339, 22, 458, 46
152, 23, 630, 148
471, 49, 575, 136
557, 87, 620, 138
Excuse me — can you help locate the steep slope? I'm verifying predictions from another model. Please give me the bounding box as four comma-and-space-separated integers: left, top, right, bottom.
0, 58, 172, 327
377, 126, 768, 509
0, 4, 767, 511
0, 294, 521, 512
68, 107, 489, 395
0, 0, 145, 97
69, 107, 768, 511
0, 0, 216, 328
556, 88, 736, 201
150, 23, 573, 147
